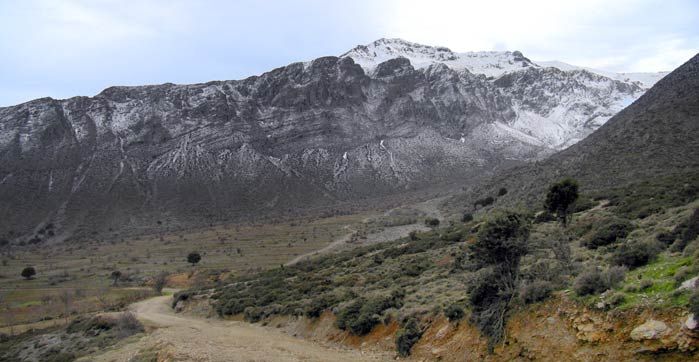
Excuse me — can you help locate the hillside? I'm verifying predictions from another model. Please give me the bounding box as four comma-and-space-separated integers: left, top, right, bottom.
451, 53, 699, 212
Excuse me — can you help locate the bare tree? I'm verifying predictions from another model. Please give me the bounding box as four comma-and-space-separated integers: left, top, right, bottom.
58, 289, 72, 325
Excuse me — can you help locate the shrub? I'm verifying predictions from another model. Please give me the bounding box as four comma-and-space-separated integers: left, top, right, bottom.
671, 208, 699, 252
611, 240, 661, 269
21, 266, 36, 280
444, 304, 465, 322
582, 219, 633, 249
461, 213, 474, 223
533, 211, 555, 224
573, 267, 626, 296
305, 294, 335, 318
573, 197, 596, 213
690, 290, 699, 317
544, 178, 579, 226
244, 306, 264, 322
424, 218, 440, 227
336, 290, 404, 335
656, 231, 677, 246
470, 212, 529, 266
497, 188, 508, 196
474, 196, 495, 209
395, 317, 423, 357
520, 280, 553, 304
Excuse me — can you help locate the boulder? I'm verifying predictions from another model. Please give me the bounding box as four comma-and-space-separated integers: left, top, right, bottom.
630, 319, 670, 341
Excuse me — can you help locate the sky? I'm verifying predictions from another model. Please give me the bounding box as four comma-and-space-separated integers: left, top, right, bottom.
0, 0, 697, 107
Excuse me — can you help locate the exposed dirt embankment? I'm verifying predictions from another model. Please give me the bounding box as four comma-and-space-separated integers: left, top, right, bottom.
184, 294, 698, 361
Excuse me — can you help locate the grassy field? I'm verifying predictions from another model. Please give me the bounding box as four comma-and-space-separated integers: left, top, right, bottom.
0, 211, 381, 330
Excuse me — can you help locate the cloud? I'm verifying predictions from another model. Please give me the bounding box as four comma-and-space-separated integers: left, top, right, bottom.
0, 0, 696, 106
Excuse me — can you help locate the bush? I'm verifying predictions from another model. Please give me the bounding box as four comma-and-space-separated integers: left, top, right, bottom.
582, 219, 633, 249
533, 211, 555, 224
461, 213, 474, 223
305, 295, 335, 318
470, 212, 529, 266
424, 218, 440, 227
671, 208, 699, 252
573, 267, 626, 296
656, 231, 677, 246
497, 188, 508, 196
21, 266, 36, 280
520, 280, 553, 304
444, 304, 465, 322
244, 306, 264, 322
690, 290, 699, 317
395, 317, 423, 357
573, 197, 596, 213
611, 240, 661, 269
474, 196, 495, 208
336, 290, 404, 335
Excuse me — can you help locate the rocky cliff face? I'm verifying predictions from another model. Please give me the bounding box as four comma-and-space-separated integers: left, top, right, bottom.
0, 39, 665, 241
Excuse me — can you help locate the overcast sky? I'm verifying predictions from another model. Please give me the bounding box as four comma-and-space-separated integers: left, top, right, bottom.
1, 0, 697, 107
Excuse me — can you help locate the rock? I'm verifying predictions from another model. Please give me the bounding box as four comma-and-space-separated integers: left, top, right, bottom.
679, 276, 699, 291
572, 314, 611, 343
686, 314, 698, 331
630, 319, 670, 341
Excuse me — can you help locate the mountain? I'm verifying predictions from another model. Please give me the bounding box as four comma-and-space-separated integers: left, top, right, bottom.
454, 53, 699, 208
0, 39, 669, 242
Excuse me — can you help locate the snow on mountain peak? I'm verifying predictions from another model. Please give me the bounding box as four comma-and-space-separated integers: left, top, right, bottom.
341, 38, 535, 78
341, 38, 667, 88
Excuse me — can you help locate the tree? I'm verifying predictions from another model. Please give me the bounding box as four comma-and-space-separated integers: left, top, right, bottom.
544, 178, 579, 226
468, 211, 530, 352
153, 272, 167, 295
21, 266, 36, 280
110, 270, 122, 286
187, 252, 201, 266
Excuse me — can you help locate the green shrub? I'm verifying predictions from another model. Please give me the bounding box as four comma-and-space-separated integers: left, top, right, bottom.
520, 280, 553, 304
444, 304, 465, 322
497, 188, 508, 196
582, 219, 633, 249
336, 290, 404, 335
395, 317, 423, 357
611, 240, 661, 269
461, 213, 474, 222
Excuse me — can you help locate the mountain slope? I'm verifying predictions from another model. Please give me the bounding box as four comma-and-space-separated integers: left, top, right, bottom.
455, 53, 699, 208
0, 39, 671, 241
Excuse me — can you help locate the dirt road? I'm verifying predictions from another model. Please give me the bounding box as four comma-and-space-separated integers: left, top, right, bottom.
86, 295, 392, 362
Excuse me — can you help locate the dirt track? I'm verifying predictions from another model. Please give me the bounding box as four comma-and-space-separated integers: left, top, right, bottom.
85, 295, 392, 362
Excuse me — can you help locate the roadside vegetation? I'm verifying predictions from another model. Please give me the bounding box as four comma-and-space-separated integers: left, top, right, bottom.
207, 173, 699, 357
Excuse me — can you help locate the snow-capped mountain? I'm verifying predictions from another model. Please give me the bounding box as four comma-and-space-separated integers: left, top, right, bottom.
0, 38, 671, 241
342, 38, 655, 150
